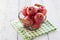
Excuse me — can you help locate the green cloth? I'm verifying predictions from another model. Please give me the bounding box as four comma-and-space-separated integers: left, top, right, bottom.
11, 20, 56, 40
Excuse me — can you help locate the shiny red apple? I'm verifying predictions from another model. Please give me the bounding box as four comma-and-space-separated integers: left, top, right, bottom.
27, 6, 36, 16
37, 8, 47, 16
32, 23, 40, 29
22, 7, 27, 16
41, 8, 47, 16
34, 13, 44, 24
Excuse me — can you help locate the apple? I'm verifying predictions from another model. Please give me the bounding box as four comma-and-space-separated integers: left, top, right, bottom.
34, 13, 44, 24
41, 8, 47, 16
32, 23, 40, 29
36, 7, 43, 13
35, 4, 47, 16
37, 7, 47, 16
27, 6, 36, 16
22, 7, 27, 16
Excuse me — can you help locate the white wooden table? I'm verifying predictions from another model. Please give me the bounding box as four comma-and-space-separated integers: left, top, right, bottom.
0, 0, 60, 40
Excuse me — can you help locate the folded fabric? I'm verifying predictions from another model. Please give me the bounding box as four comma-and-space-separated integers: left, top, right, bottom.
11, 20, 56, 40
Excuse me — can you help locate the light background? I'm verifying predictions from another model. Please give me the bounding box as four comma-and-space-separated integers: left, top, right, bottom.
0, 0, 60, 40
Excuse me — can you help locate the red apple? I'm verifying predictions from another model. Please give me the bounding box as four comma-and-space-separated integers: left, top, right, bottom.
32, 23, 40, 29
34, 13, 44, 24
41, 8, 47, 16
37, 8, 47, 16
27, 6, 36, 16
36, 7, 43, 13
35, 5, 47, 16
22, 7, 27, 16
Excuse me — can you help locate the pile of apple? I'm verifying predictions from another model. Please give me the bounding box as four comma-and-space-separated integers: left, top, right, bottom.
20, 4, 47, 30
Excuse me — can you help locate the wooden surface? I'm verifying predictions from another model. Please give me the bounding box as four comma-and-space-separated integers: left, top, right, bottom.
0, 0, 60, 40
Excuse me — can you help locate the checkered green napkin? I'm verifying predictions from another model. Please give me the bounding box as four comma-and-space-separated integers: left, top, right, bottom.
11, 20, 56, 40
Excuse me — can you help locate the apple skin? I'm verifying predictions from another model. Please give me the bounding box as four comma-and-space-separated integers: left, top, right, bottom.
36, 7, 47, 16
24, 16, 33, 27
22, 7, 27, 16
36, 8, 43, 13
34, 13, 44, 24
41, 8, 47, 16
32, 23, 40, 29
27, 6, 36, 16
